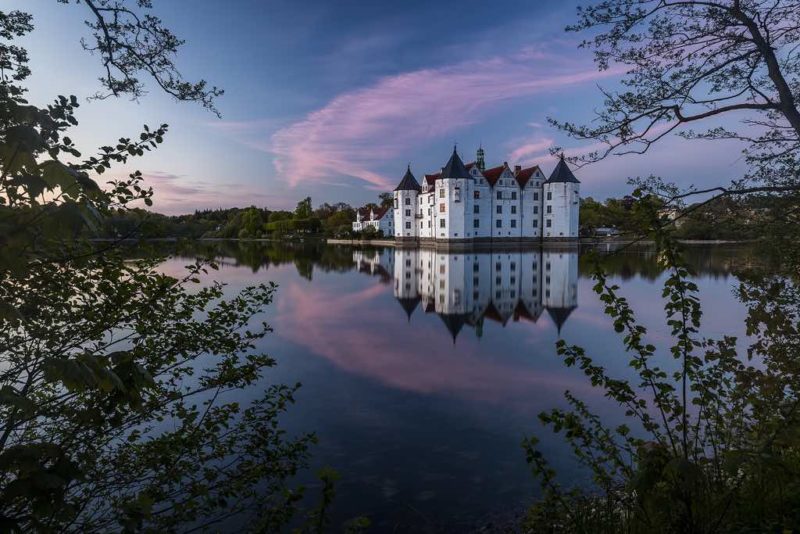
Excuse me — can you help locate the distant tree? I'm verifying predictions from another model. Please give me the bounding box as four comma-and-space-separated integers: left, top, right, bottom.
239, 205, 264, 238
269, 210, 293, 223
294, 197, 312, 220
378, 192, 393, 209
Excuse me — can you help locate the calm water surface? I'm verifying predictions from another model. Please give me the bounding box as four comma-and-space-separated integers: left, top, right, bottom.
161, 242, 757, 532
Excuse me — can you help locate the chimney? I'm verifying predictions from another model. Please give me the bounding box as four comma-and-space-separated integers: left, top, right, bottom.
514, 165, 522, 174
503, 161, 508, 168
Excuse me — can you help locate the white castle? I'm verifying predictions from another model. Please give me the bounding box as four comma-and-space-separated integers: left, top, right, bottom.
390, 146, 580, 243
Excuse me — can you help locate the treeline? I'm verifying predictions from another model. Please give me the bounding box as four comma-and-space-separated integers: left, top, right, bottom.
580, 194, 780, 240
100, 194, 394, 239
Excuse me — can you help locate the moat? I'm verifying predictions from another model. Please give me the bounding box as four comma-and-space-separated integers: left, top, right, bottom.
160, 241, 760, 532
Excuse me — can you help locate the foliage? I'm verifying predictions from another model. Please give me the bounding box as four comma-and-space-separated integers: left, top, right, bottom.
56, 0, 223, 115
527, 2, 800, 531
0, 4, 320, 531
524, 195, 800, 533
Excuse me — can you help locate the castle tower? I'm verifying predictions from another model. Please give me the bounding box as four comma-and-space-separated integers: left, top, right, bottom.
393, 165, 421, 241
542, 155, 580, 240
542, 249, 578, 334
393, 248, 420, 321
436, 146, 473, 241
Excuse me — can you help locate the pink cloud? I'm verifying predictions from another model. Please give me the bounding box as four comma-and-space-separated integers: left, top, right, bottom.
270, 50, 622, 189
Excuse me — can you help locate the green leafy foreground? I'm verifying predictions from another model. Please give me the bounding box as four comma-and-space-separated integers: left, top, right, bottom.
0, 7, 355, 532
523, 195, 800, 533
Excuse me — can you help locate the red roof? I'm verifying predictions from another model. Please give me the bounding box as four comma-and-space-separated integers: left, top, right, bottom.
481, 165, 505, 186
465, 161, 476, 170
374, 206, 390, 220
424, 172, 440, 185
514, 165, 542, 188
513, 300, 538, 323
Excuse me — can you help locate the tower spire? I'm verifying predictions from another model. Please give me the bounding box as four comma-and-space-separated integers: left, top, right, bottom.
476, 144, 486, 172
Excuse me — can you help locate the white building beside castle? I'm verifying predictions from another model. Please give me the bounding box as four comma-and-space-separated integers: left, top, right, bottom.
391, 147, 580, 243
352, 206, 393, 235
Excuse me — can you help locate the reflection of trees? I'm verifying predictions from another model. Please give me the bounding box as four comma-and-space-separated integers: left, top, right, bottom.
175, 240, 371, 278
581, 244, 768, 281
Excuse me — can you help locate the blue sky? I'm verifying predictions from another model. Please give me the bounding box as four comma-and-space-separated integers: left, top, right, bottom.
13, 0, 748, 214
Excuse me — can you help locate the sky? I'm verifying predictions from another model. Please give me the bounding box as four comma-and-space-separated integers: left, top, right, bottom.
12, 0, 750, 214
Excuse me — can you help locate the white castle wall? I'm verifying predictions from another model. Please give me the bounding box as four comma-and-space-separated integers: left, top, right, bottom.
543, 182, 579, 239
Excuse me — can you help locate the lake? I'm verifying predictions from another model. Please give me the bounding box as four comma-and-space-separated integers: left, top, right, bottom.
160, 241, 759, 532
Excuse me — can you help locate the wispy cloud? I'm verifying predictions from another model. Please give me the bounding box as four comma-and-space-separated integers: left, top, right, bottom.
269, 47, 622, 189
141, 171, 293, 215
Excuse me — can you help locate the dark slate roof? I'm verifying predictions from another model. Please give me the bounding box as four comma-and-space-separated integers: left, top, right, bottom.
438, 313, 470, 343
547, 306, 576, 334
440, 147, 471, 180
396, 296, 420, 321
395, 165, 421, 191
546, 155, 580, 184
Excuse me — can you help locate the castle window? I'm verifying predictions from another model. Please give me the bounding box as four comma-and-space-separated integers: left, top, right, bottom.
510, 277, 516, 285
534, 192, 539, 201
496, 205, 502, 214
474, 263, 479, 272
474, 191, 480, 199
405, 197, 411, 205
495, 262, 501, 271
496, 276, 501, 285
439, 188, 445, 198
511, 191, 517, 200
496, 219, 502, 228
405, 222, 411, 229
439, 204, 445, 213
454, 187, 461, 202
546, 205, 552, 214
474, 205, 479, 214
440, 219, 446, 228
496, 290, 501, 299
511, 205, 517, 214
533, 206, 538, 214
511, 219, 517, 228
546, 219, 552, 228
496, 191, 502, 200
405, 209, 411, 216
394, 198, 398, 208
533, 219, 538, 228
474, 219, 480, 228
547, 191, 552, 200
511, 262, 516, 271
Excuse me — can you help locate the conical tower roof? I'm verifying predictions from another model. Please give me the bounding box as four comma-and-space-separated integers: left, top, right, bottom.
546, 155, 580, 184
441, 146, 471, 180
395, 165, 421, 191
438, 313, 469, 343
396, 296, 420, 321
547, 306, 576, 335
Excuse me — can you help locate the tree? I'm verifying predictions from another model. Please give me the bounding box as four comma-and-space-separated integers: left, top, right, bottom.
524, 1, 800, 531
378, 192, 393, 209
555, 0, 800, 186
0, 5, 322, 531
294, 196, 312, 220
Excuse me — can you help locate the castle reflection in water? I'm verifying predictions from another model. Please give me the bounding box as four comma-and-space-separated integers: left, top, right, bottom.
354, 247, 578, 341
